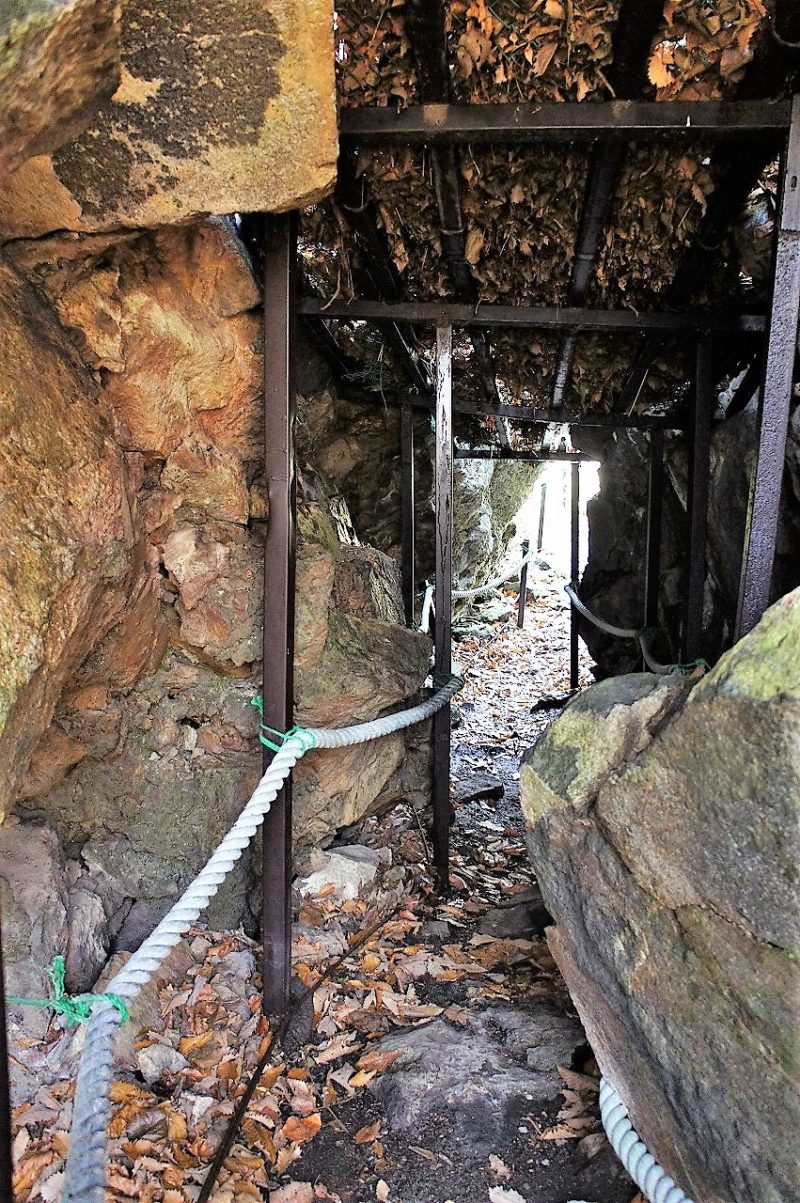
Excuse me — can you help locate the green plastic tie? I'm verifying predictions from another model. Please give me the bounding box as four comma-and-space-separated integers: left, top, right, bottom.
7, 956, 128, 1027
250, 698, 316, 753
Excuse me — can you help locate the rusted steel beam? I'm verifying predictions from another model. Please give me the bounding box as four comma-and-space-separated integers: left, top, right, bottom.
400, 405, 416, 626
683, 332, 713, 661
736, 96, 800, 638
644, 428, 664, 634
339, 100, 790, 144
455, 449, 589, 462
406, 0, 511, 449
0, 904, 14, 1203
537, 483, 547, 553
335, 153, 431, 393
570, 463, 581, 689
551, 0, 663, 408
297, 297, 765, 333
261, 214, 297, 1018
370, 390, 678, 428
517, 538, 530, 629
433, 323, 453, 887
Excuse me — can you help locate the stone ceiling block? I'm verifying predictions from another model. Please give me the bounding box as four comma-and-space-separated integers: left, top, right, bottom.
0, 0, 337, 238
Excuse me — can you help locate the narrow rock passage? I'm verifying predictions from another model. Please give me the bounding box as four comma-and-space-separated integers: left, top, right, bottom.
9, 567, 638, 1203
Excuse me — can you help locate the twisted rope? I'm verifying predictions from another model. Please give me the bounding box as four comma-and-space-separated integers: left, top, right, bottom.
600, 1078, 695, 1203
61, 674, 462, 1203
565, 586, 708, 677
452, 547, 535, 600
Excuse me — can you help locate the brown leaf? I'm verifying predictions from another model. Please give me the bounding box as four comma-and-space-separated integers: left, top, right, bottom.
355, 1120, 382, 1145
376, 1181, 390, 1202
281, 1113, 322, 1144
533, 42, 558, 77
356, 1049, 402, 1073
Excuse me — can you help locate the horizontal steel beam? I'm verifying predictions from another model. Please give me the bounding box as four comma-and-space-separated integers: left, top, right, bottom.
298, 297, 765, 334
340, 100, 791, 144
341, 386, 680, 428
455, 449, 590, 461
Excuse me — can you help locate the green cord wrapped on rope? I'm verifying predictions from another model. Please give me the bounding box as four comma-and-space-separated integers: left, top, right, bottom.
250, 697, 317, 753
7, 956, 129, 1027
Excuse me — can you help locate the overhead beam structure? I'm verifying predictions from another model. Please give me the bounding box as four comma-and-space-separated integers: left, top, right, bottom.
432, 323, 453, 887
297, 298, 765, 334
550, 0, 664, 408
407, 0, 511, 449
737, 96, 800, 637
261, 214, 297, 1017
340, 99, 791, 144
455, 449, 588, 462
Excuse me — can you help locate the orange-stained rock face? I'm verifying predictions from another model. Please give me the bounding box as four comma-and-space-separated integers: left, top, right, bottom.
0, 0, 337, 238
0, 253, 135, 816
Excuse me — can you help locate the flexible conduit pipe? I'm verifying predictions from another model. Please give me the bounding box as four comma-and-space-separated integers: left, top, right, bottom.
62, 675, 462, 1203
600, 1079, 695, 1203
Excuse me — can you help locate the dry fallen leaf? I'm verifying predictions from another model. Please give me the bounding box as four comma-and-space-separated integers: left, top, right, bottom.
489, 1188, 527, 1203
354, 1120, 382, 1145
488, 1153, 512, 1179
281, 1114, 322, 1144
376, 1181, 390, 1202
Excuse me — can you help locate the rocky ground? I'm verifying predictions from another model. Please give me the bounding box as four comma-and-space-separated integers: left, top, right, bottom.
8, 565, 638, 1203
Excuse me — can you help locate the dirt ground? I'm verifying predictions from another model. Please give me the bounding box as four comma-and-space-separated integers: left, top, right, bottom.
9, 565, 640, 1203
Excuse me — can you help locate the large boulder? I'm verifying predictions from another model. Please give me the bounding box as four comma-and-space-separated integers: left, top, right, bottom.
0, 0, 337, 239
0, 253, 134, 817
521, 589, 800, 1203
0, 0, 120, 175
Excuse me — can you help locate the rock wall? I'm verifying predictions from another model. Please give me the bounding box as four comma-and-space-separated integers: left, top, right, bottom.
520, 589, 800, 1203
1, 218, 430, 1014
575, 408, 800, 674
300, 383, 540, 606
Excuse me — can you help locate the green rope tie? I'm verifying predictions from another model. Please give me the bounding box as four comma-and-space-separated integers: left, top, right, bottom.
250, 697, 317, 753
6, 956, 128, 1027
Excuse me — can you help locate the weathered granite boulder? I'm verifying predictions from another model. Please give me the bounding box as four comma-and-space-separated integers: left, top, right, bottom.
521, 590, 800, 1203
0, 0, 337, 238
0, 0, 120, 175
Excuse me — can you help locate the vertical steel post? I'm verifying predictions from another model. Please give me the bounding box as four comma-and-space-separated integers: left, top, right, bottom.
536, 482, 547, 553
433, 322, 453, 887
570, 463, 580, 689
517, 538, 530, 628
644, 428, 664, 633
736, 96, 800, 638
0, 905, 13, 1203
400, 404, 416, 626
683, 332, 713, 661
261, 213, 297, 1017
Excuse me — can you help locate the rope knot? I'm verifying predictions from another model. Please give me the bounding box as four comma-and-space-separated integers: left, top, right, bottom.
7, 956, 129, 1027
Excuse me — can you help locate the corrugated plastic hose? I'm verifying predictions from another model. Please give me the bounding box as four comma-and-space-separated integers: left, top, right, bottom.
61, 674, 462, 1203
600, 1079, 695, 1203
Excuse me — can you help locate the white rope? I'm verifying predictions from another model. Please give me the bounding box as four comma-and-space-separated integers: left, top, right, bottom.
453, 547, 534, 600
419, 582, 435, 634
61, 675, 462, 1203
564, 583, 639, 639
600, 1078, 696, 1203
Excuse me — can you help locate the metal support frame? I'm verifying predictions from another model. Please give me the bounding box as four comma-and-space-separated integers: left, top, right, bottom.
683, 332, 713, 661
432, 323, 453, 887
339, 387, 677, 430
570, 463, 581, 690
339, 99, 790, 144
517, 538, 530, 629
261, 214, 297, 1017
297, 298, 764, 334
537, 483, 547, 554
644, 428, 664, 634
455, 449, 587, 462
400, 405, 416, 626
737, 96, 800, 638
0, 905, 13, 1203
